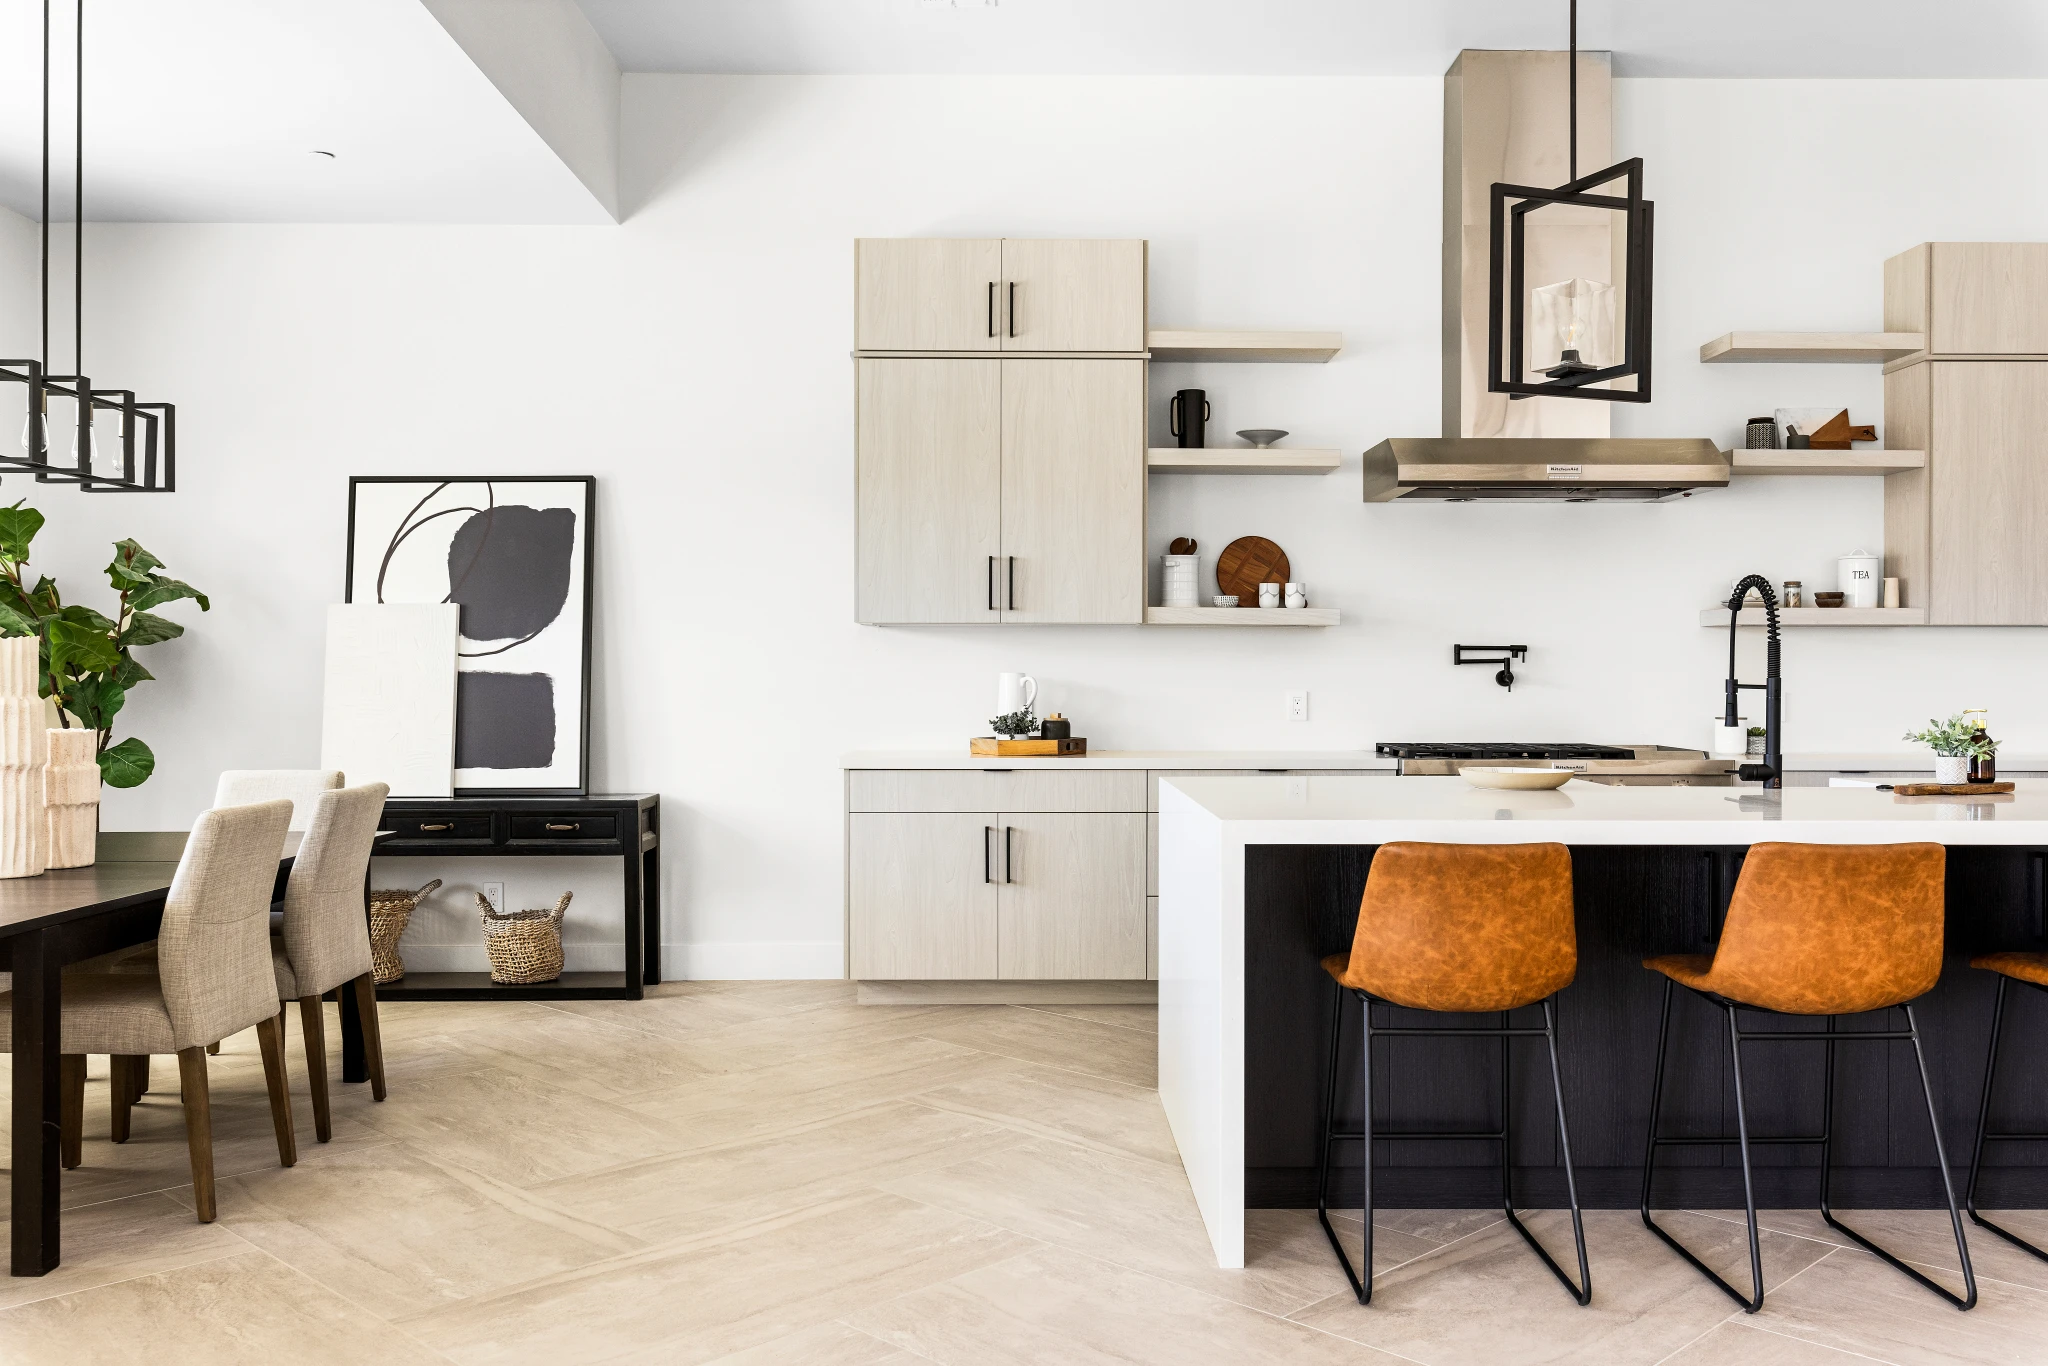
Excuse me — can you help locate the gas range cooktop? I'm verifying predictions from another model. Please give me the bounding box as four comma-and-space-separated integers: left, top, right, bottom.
1375, 742, 1636, 761
1374, 742, 1741, 786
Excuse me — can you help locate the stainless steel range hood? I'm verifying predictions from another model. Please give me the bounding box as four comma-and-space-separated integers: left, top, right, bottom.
1362, 438, 1729, 502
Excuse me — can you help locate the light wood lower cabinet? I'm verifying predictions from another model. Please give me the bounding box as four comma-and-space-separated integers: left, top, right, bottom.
997, 812, 1146, 980
848, 813, 1001, 980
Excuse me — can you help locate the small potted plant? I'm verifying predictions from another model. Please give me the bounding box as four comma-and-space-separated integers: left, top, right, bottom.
1745, 726, 1766, 758
1903, 712, 1987, 784
990, 707, 1038, 740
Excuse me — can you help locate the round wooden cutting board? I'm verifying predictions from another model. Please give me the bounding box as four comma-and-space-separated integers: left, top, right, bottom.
1214, 536, 1290, 603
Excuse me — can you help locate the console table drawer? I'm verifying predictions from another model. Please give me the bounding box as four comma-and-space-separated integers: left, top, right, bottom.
385, 814, 493, 842
510, 814, 617, 842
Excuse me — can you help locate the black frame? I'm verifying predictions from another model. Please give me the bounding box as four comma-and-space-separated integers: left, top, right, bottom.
1486, 157, 1655, 405
1641, 978, 1977, 1313
343, 475, 596, 796
1315, 982, 1591, 1307
1967, 973, 2048, 1263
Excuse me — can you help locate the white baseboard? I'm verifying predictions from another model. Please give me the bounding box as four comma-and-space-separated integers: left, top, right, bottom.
395, 941, 845, 980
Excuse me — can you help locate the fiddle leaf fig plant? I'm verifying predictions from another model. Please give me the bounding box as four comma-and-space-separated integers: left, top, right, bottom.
0, 501, 209, 788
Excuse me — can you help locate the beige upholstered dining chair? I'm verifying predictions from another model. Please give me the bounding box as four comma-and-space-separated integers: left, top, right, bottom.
1, 800, 298, 1222
273, 781, 390, 1140
214, 769, 343, 832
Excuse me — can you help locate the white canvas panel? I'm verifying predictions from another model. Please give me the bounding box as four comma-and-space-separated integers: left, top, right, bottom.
320, 603, 459, 798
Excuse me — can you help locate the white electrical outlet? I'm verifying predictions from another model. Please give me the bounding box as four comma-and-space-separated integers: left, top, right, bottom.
1287, 690, 1309, 722
482, 881, 505, 914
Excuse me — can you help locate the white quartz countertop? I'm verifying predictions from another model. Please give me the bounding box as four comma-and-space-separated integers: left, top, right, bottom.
841, 749, 1396, 771
1158, 775, 2048, 845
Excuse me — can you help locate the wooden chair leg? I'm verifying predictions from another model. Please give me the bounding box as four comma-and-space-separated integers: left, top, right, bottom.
351, 972, 387, 1102
110, 1055, 140, 1143
59, 1054, 85, 1169
206, 1040, 220, 1055
176, 1047, 216, 1222
133, 1052, 151, 1098
298, 994, 331, 1142
254, 1013, 297, 1168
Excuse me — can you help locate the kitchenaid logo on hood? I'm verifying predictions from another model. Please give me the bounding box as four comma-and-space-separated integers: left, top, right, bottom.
1545, 463, 1584, 480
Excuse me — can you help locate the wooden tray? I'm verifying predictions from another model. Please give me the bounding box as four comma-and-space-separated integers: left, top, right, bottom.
1890, 781, 2015, 796
1215, 536, 1289, 604
969, 737, 1089, 757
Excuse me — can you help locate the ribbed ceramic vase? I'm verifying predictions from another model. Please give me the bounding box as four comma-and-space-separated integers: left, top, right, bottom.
0, 637, 47, 879
45, 727, 99, 869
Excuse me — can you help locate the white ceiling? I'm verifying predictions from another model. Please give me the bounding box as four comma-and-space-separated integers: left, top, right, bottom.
0, 0, 611, 223
574, 0, 2048, 78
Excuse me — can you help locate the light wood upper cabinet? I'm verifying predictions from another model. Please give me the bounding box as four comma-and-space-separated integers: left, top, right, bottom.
849, 813, 1001, 980
1885, 243, 2048, 354
856, 239, 1003, 351
855, 238, 1145, 354
998, 239, 1147, 352
997, 811, 1146, 980
999, 359, 1146, 624
1925, 362, 2048, 624
856, 359, 1002, 624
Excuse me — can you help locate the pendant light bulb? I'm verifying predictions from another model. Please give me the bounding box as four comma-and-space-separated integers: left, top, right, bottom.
19, 403, 47, 459
71, 407, 100, 468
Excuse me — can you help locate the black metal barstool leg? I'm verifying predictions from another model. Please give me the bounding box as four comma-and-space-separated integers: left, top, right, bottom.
1360, 993, 1374, 1303
1966, 978, 2048, 1262
1724, 1004, 1767, 1313
1639, 977, 1675, 1222
1821, 1005, 1978, 1309
1315, 980, 1369, 1301
1820, 1015, 1838, 1216
1542, 997, 1592, 1304
1498, 1008, 1513, 1219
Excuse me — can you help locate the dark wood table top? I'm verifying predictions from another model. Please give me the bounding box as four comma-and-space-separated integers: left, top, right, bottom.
0, 832, 306, 938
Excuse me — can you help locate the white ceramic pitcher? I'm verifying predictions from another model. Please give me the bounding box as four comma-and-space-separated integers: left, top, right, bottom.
996, 673, 1037, 716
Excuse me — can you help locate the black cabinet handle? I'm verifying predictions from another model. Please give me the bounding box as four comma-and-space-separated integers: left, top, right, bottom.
988, 282, 996, 338
984, 826, 994, 884
988, 554, 996, 612
1007, 281, 1018, 338
546, 822, 580, 832
1007, 556, 1016, 611
1004, 825, 1014, 883
418, 823, 452, 832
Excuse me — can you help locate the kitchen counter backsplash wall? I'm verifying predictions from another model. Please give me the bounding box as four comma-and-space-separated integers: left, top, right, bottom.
16, 74, 2048, 976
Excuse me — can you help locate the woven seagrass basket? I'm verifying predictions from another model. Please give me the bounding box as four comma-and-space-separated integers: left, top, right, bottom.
368, 879, 441, 984
479, 891, 572, 985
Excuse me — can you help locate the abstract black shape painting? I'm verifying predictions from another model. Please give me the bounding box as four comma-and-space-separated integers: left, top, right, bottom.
346, 477, 594, 794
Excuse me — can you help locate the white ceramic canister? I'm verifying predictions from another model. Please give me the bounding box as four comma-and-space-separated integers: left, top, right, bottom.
1712, 720, 1748, 757
1837, 550, 1882, 609
0, 636, 46, 879
45, 727, 100, 869
1259, 582, 1282, 608
1284, 582, 1307, 609
1160, 554, 1200, 608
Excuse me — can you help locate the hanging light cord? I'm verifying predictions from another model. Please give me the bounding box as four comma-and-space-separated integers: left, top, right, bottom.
1568, 0, 1577, 185
74, 0, 83, 387
39, 0, 48, 382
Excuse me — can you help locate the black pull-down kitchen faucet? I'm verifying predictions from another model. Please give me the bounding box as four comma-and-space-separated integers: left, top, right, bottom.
1724, 574, 1782, 789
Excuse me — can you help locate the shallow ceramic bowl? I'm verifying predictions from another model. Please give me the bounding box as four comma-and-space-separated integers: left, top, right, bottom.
1212, 595, 1239, 607
1813, 592, 1846, 607
1461, 766, 1574, 791
1236, 428, 1288, 448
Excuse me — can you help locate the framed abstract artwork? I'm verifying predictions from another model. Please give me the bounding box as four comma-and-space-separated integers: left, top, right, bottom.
345, 476, 595, 795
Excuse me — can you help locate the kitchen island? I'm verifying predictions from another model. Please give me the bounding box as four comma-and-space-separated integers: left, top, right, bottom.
1158, 776, 2048, 1268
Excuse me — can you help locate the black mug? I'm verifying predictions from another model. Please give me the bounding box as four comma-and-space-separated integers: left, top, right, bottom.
1169, 389, 1210, 449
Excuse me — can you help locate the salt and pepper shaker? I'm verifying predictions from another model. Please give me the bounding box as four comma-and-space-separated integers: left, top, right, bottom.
1259, 582, 1281, 608
1782, 580, 1803, 608
1284, 582, 1307, 609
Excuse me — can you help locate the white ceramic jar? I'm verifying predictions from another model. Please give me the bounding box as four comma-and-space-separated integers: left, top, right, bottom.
1838, 550, 1882, 609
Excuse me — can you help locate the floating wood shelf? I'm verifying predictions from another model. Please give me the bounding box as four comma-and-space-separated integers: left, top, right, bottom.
1700, 606, 1926, 627
1146, 447, 1340, 476
1729, 449, 1926, 476
1699, 332, 1924, 364
1147, 329, 1342, 364
1147, 606, 1339, 626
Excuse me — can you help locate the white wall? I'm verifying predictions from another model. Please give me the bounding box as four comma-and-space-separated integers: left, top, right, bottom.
7, 75, 2048, 976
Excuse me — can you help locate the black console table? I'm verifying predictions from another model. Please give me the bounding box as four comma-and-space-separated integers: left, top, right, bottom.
367, 793, 660, 1004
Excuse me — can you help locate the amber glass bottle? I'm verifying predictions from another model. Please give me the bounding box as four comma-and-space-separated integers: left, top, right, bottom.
1966, 710, 1996, 784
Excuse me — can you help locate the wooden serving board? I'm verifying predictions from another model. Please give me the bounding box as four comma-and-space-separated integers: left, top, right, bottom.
969, 737, 1089, 757
1215, 536, 1289, 603
1890, 781, 2015, 796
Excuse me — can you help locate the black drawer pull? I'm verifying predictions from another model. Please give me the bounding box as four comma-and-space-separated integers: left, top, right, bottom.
418, 823, 453, 832
546, 822, 580, 832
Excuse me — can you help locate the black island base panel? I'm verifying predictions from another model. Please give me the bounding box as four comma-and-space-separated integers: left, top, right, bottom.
1245, 843, 2048, 1210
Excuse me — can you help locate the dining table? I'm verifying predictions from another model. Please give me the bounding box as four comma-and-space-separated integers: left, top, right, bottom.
0, 830, 369, 1276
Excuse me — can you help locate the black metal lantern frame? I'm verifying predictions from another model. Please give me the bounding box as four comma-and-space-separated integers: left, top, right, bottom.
0, 1, 176, 493
1486, 156, 1655, 405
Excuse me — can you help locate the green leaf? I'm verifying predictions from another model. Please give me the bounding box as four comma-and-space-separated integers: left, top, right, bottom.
26, 576, 60, 615
0, 502, 44, 562
57, 603, 118, 636
105, 539, 164, 588
65, 676, 125, 729
126, 576, 210, 614
118, 611, 184, 648
45, 618, 121, 676
113, 655, 154, 689
98, 736, 153, 789
0, 602, 37, 637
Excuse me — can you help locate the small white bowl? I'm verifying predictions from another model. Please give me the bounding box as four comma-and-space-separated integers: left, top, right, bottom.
1461, 766, 1574, 791
1212, 595, 1239, 607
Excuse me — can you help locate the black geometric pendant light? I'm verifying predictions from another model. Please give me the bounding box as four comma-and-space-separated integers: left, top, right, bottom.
0, 0, 176, 492
1486, 0, 1654, 405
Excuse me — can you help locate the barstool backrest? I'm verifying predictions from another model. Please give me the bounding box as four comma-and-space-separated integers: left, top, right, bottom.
159, 799, 294, 1050
279, 782, 390, 999
1348, 842, 1575, 1012
1710, 842, 1945, 1014
214, 769, 343, 832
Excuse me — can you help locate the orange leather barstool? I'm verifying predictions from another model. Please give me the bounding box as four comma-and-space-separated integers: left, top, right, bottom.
1315, 842, 1590, 1307
1640, 842, 1975, 1314
1965, 950, 2048, 1264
